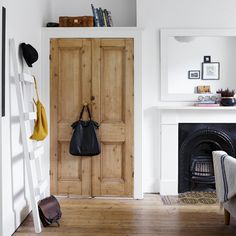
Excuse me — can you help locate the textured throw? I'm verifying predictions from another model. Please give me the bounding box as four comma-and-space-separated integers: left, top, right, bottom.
212, 151, 236, 203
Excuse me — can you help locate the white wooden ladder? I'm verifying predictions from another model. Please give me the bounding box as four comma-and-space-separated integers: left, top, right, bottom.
10, 38, 47, 233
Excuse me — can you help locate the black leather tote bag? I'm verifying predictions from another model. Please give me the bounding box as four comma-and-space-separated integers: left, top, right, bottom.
69, 105, 100, 156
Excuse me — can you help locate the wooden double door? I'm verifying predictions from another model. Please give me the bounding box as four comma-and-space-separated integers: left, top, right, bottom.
50, 38, 134, 197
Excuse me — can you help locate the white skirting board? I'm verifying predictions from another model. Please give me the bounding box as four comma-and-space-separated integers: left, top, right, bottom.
160, 180, 178, 196
143, 178, 160, 193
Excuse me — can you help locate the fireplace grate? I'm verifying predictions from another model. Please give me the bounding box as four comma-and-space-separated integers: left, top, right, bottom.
190, 156, 215, 185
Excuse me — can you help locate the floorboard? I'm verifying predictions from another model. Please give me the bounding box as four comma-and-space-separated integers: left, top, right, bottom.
13, 194, 236, 236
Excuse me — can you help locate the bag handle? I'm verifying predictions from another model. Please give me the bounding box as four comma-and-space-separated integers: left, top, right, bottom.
33, 75, 39, 104
79, 105, 92, 120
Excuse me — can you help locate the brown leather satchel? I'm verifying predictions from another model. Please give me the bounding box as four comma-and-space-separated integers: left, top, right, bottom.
38, 195, 62, 227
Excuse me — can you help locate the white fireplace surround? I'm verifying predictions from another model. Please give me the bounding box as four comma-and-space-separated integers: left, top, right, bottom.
156, 105, 236, 195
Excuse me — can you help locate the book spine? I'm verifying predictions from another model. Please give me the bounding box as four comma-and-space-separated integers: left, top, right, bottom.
98, 8, 104, 26
102, 10, 107, 27
104, 9, 110, 27
91, 4, 98, 27
107, 11, 113, 27
95, 9, 100, 27
95, 8, 101, 27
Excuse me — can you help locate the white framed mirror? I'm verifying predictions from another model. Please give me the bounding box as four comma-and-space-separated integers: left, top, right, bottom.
160, 29, 236, 101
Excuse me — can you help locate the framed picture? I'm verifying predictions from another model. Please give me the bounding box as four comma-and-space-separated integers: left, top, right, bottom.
202, 62, 220, 80
188, 70, 200, 79
203, 56, 211, 63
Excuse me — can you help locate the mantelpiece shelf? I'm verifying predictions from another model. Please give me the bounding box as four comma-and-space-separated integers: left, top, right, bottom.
154, 104, 236, 110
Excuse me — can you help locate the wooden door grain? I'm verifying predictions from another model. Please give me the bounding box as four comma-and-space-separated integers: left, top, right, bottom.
50, 38, 134, 197
50, 39, 92, 196
92, 39, 134, 196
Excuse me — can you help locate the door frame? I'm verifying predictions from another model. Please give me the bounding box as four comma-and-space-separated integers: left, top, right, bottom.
41, 28, 143, 199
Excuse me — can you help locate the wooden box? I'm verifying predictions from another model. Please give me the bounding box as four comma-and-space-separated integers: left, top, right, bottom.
59, 16, 94, 27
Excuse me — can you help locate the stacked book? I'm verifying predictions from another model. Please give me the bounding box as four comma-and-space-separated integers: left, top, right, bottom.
91, 4, 113, 27
194, 101, 220, 107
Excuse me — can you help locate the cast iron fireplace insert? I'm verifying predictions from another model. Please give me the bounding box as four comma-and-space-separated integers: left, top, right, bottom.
178, 123, 236, 193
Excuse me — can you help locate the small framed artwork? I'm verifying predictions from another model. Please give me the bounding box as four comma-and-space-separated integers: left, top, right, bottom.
203, 56, 211, 63
188, 70, 200, 79
202, 62, 220, 80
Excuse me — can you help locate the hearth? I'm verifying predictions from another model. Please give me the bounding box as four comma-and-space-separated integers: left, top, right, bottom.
178, 123, 236, 193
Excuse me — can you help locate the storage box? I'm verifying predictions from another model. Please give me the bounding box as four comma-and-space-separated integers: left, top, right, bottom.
59, 16, 94, 27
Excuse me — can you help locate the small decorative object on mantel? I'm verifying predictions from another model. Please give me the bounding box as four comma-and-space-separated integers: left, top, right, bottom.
197, 85, 211, 94
194, 94, 220, 107
217, 89, 236, 106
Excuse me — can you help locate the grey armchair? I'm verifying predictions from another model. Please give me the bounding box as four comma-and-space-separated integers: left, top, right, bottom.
212, 151, 236, 225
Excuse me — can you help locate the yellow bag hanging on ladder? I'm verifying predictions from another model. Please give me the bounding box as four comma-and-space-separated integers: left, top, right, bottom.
30, 76, 48, 141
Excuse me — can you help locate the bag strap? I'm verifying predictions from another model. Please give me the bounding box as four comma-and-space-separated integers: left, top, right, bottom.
79, 105, 92, 120
86, 105, 92, 120
33, 75, 39, 104
79, 106, 86, 120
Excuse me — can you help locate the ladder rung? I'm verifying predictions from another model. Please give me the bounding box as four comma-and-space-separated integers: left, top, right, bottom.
30, 145, 44, 160
24, 112, 36, 121
20, 73, 34, 83
35, 179, 48, 196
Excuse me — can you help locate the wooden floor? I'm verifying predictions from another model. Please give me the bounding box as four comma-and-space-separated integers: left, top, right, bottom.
14, 194, 236, 236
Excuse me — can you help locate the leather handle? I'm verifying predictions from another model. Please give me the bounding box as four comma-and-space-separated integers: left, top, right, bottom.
79, 105, 92, 120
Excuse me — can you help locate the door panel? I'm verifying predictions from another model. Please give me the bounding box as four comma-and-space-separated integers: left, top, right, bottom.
51, 38, 133, 197
101, 47, 124, 122
58, 48, 81, 122
50, 39, 92, 196
92, 39, 134, 197
58, 142, 81, 180
102, 143, 124, 179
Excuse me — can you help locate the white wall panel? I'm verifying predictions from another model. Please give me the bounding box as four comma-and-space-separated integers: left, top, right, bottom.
1, 1, 51, 235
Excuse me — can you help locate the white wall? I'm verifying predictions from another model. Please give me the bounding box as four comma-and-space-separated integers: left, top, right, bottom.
51, 0, 136, 27
1, 1, 51, 235
167, 36, 236, 94
137, 0, 236, 193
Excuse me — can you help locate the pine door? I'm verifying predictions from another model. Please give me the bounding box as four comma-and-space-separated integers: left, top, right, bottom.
50, 38, 134, 197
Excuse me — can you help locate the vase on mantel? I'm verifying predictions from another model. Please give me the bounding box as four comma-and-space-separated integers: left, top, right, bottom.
220, 97, 236, 106
217, 89, 236, 106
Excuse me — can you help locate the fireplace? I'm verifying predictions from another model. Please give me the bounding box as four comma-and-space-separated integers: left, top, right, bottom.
178, 123, 236, 193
